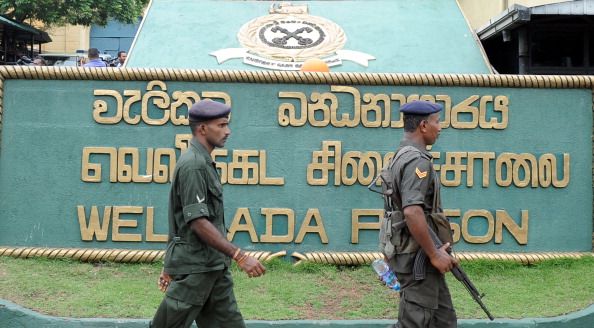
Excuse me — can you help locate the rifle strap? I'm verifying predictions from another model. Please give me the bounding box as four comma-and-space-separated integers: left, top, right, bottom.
412, 153, 442, 281
383, 145, 442, 280
385, 146, 418, 212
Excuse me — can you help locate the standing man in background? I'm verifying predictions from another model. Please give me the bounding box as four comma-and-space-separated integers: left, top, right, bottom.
83, 48, 107, 68
151, 99, 266, 328
116, 51, 127, 67
32, 57, 47, 66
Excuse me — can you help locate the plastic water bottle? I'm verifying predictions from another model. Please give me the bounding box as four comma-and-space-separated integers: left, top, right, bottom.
372, 259, 401, 291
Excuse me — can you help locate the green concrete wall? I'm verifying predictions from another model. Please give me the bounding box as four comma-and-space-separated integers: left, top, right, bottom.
127, 0, 491, 73
0, 76, 591, 254
1, 299, 594, 327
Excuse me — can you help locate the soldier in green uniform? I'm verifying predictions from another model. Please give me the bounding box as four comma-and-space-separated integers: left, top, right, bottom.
150, 99, 266, 328
380, 100, 459, 328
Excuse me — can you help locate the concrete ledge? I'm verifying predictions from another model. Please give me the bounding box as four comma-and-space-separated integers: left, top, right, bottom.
1, 299, 594, 327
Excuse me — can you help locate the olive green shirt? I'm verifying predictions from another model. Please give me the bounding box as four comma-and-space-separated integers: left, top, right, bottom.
395, 139, 437, 213
387, 139, 440, 273
164, 138, 230, 275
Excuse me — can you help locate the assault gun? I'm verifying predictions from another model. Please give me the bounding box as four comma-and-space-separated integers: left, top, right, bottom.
368, 170, 494, 320
417, 227, 495, 321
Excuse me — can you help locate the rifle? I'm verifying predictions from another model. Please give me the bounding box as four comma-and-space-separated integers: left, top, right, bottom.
368, 160, 494, 320
417, 226, 495, 321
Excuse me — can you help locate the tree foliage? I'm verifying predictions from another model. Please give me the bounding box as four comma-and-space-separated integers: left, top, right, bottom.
0, 0, 149, 27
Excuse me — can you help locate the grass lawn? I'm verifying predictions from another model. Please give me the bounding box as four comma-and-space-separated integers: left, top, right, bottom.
0, 256, 593, 320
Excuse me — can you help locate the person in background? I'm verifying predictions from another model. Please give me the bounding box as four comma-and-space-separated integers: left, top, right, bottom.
83, 48, 107, 68
116, 51, 127, 67
32, 57, 47, 66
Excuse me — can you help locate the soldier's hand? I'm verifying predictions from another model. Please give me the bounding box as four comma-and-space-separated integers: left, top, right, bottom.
158, 270, 172, 292
238, 255, 266, 278
429, 243, 457, 274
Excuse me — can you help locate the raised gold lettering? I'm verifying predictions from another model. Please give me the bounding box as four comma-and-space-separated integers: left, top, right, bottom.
351, 209, 382, 244
295, 209, 328, 244
462, 209, 495, 244
146, 207, 167, 242
495, 210, 529, 244
93, 90, 123, 124
111, 206, 142, 242
227, 208, 259, 242
260, 208, 295, 243
77, 205, 111, 241
81, 147, 117, 183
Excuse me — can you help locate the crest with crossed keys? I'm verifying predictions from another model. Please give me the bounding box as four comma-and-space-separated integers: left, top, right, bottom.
259, 21, 325, 49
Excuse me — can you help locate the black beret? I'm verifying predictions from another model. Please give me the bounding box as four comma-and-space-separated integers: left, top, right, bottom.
188, 99, 231, 122
400, 100, 443, 115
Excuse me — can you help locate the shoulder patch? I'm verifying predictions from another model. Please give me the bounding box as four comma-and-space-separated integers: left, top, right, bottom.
415, 167, 428, 179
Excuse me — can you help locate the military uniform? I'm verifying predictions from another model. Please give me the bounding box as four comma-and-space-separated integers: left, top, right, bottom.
381, 101, 457, 328
151, 101, 245, 328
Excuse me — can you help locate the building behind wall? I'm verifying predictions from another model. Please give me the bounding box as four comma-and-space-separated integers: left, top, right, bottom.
41, 25, 90, 54
90, 19, 141, 58
458, 0, 564, 30
0, 16, 52, 64
460, 0, 594, 75
39, 19, 140, 56
37, 0, 589, 75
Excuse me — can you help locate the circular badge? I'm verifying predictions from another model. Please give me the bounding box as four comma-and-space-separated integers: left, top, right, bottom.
238, 14, 346, 62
